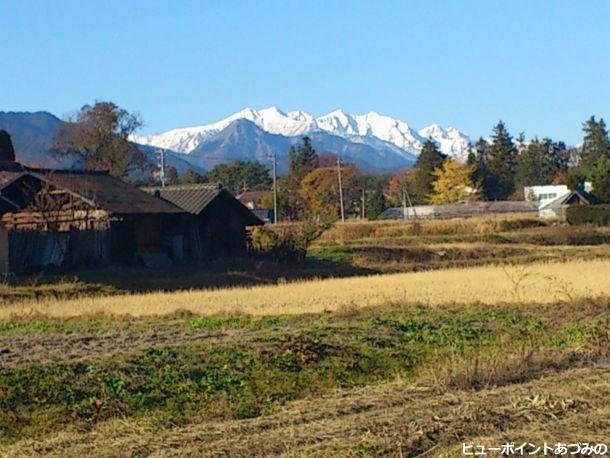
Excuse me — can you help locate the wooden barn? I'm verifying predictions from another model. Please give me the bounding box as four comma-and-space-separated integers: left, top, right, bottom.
142, 184, 263, 260
0, 162, 186, 273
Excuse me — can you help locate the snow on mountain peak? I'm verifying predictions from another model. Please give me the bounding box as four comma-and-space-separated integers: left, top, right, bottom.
287, 110, 314, 122
419, 124, 448, 140
134, 107, 473, 163
259, 106, 286, 117
418, 123, 472, 161
316, 109, 359, 135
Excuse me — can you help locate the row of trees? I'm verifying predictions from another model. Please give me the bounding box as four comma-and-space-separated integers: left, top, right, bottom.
51, 102, 609, 222
386, 117, 609, 208
163, 160, 272, 195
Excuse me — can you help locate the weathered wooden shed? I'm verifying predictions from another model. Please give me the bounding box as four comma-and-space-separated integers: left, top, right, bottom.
0, 163, 187, 272
142, 184, 263, 260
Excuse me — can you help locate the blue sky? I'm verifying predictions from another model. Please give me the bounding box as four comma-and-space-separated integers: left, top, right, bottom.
3, 0, 609, 144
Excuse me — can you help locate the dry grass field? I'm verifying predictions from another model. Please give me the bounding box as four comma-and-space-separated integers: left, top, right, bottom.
0, 259, 608, 319
0, 216, 608, 456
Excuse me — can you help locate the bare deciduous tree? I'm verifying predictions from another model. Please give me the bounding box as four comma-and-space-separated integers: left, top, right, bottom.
53, 101, 147, 178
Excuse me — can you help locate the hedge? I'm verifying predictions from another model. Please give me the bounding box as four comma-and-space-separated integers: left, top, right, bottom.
566, 204, 610, 226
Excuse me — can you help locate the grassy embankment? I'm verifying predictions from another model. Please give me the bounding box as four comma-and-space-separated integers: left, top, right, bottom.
310, 215, 610, 272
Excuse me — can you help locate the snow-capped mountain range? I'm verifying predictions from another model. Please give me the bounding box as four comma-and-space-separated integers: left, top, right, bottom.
133, 107, 473, 172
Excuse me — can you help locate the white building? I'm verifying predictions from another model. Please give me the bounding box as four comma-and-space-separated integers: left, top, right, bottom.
524, 185, 569, 208
538, 189, 599, 219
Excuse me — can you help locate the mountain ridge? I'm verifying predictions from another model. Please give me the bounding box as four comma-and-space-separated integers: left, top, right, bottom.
186, 119, 414, 173
133, 107, 474, 164
0, 108, 474, 175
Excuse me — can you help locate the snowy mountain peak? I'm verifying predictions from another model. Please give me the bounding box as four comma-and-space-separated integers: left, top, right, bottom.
259, 106, 286, 117
134, 107, 474, 166
419, 124, 448, 140
317, 109, 359, 135
287, 110, 314, 123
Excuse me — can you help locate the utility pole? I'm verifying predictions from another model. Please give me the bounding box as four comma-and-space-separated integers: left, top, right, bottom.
159, 149, 166, 188
361, 188, 366, 220
402, 186, 417, 220
270, 152, 278, 224
337, 157, 345, 222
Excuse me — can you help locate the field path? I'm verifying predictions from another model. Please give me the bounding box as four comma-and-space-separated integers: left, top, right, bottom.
0, 326, 249, 368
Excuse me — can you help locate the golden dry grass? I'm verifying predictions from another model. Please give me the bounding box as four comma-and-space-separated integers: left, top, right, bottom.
1, 259, 608, 319
318, 213, 544, 241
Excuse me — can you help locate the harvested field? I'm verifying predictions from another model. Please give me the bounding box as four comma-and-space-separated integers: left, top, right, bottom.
0, 296, 608, 451
0, 216, 608, 456
2, 353, 609, 456
0, 259, 607, 319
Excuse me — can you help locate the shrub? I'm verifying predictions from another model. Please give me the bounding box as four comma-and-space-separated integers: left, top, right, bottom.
250, 221, 328, 263
566, 205, 610, 226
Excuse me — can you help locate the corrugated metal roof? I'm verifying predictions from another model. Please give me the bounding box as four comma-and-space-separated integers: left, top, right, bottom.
142, 183, 264, 225
141, 184, 223, 215
379, 201, 537, 220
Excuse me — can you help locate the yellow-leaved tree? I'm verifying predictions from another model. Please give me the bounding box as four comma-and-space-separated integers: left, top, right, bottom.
428, 159, 479, 204
300, 165, 361, 221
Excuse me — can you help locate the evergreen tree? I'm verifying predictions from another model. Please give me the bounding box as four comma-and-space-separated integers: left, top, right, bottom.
0, 130, 15, 161
166, 166, 179, 185
362, 174, 388, 219
568, 116, 610, 194
590, 156, 610, 203
413, 140, 446, 203
206, 160, 272, 195
514, 138, 561, 188
289, 136, 319, 181
466, 144, 476, 168
180, 169, 206, 184
473, 137, 489, 197
486, 121, 518, 200
284, 137, 320, 219
581, 116, 609, 171
550, 140, 570, 174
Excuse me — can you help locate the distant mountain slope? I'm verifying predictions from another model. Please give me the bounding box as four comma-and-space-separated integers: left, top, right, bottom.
0, 111, 203, 176
187, 119, 414, 173
135, 106, 473, 171
1, 108, 473, 175
0, 111, 65, 166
